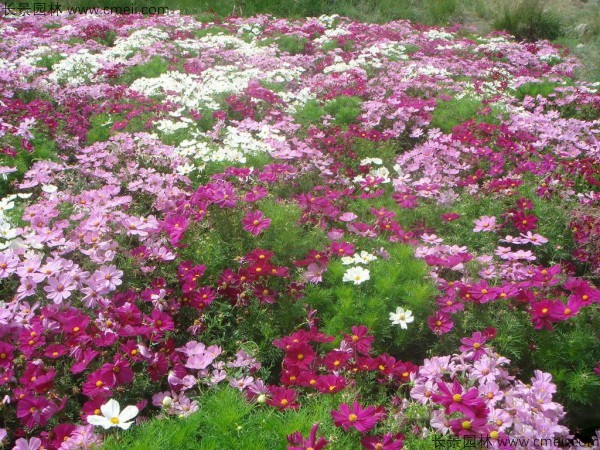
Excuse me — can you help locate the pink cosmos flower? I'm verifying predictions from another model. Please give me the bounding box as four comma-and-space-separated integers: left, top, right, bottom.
95, 265, 123, 291
0, 252, 19, 278
242, 210, 271, 235
13, 437, 42, 450
331, 402, 385, 433
304, 263, 326, 283
459, 331, 488, 360
473, 215, 496, 233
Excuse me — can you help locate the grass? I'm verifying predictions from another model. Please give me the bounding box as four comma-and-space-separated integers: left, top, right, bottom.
101, 385, 453, 450
492, 0, 563, 41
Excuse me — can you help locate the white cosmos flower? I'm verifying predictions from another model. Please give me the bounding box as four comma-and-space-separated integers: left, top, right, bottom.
389, 307, 414, 329
87, 399, 139, 430
342, 266, 370, 285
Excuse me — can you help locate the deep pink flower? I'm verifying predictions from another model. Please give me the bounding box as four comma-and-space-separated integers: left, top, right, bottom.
343, 325, 374, 356
361, 433, 404, 449
71, 348, 99, 374
284, 343, 316, 370
330, 241, 355, 257
0, 343, 14, 368
242, 210, 271, 235
440, 212, 460, 222
99, 356, 134, 386
449, 410, 490, 437
16, 395, 56, 428
163, 214, 190, 247
315, 375, 347, 394
267, 386, 299, 411
427, 311, 454, 335
323, 350, 351, 371
82, 370, 114, 398
287, 423, 329, 450
459, 331, 488, 360
431, 379, 486, 415
331, 402, 385, 433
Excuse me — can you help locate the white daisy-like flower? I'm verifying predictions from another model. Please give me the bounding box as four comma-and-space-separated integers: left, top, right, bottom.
87, 399, 139, 430
342, 266, 370, 285
389, 307, 414, 329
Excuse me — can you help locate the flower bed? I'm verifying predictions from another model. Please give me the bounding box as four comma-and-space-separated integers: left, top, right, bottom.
0, 10, 599, 450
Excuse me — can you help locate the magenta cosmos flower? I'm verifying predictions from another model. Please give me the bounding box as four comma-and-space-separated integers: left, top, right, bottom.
242, 210, 271, 235
287, 423, 329, 450
331, 402, 385, 433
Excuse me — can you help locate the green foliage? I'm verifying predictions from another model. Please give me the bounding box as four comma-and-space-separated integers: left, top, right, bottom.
256, 199, 329, 266
514, 81, 561, 100
102, 387, 361, 450
324, 96, 363, 126
0, 134, 58, 197
424, 0, 457, 25
274, 35, 308, 55
115, 56, 169, 86
294, 99, 326, 126
34, 53, 65, 71
430, 96, 504, 133
86, 113, 113, 144
493, 0, 563, 41
306, 244, 436, 358
194, 26, 232, 38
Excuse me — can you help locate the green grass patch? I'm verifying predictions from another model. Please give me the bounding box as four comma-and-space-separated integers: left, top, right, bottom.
430, 96, 505, 133
493, 0, 563, 41
115, 56, 169, 86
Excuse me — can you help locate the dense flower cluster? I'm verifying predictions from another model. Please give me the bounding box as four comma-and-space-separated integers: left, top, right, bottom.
0, 8, 598, 450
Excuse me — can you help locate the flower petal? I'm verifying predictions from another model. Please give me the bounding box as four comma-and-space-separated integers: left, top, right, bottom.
87, 415, 112, 429
119, 405, 139, 423
101, 399, 120, 419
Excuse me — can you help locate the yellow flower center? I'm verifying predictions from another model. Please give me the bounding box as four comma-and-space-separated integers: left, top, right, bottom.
280, 399, 288, 406
73, 327, 80, 333
473, 343, 481, 349
462, 420, 471, 430
110, 417, 120, 424
348, 413, 358, 422
452, 394, 462, 402
352, 335, 359, 342
95, 381, 103, 387
490, 431, 499, 439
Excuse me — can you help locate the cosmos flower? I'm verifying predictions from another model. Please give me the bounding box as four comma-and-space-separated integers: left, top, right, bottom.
242, 210, 271, 235
389, 307, 414, 329
331, 402, 385, 433
87, 399, 139, 430
342, 266, 370, 285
